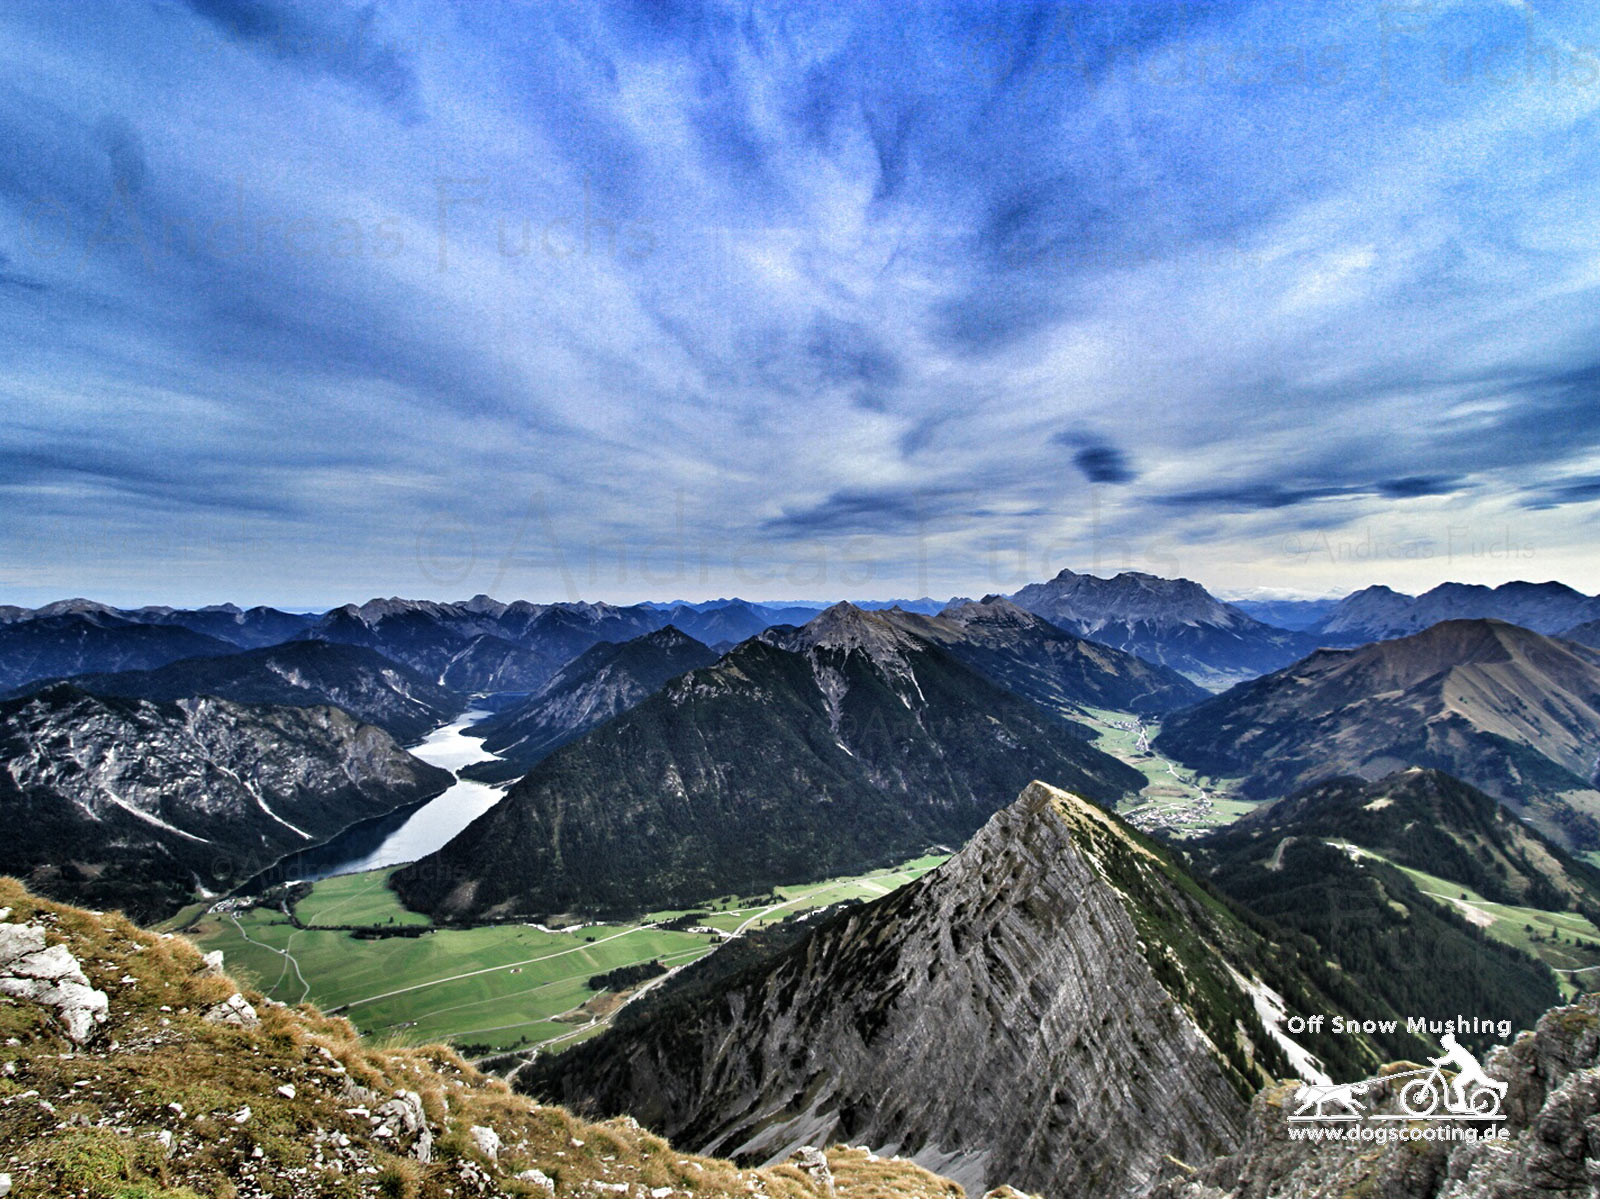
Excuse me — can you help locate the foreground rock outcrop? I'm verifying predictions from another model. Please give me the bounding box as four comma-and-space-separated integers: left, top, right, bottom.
1163, 993, 1600, 1197
0, 908, 106, 1043
0, 878, 963, 1198
530, 782, 1345, 1198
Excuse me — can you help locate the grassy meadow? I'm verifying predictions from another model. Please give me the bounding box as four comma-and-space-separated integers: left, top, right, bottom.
191, 856, 946, 1056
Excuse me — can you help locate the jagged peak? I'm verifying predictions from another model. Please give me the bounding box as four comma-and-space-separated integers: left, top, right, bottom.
639, 623, 699, 648
1010, 780, 1159, 863
783, 602, 923, 658
939, 595, 1038, 626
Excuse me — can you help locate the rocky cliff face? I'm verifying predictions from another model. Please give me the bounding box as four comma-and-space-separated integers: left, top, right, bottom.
530, 782, 1339, 1198
1165, 993, 1600, 1198
0, 686, 452, 919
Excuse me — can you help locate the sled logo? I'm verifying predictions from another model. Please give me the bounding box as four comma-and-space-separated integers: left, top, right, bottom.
1288, 1033, 1508, 1122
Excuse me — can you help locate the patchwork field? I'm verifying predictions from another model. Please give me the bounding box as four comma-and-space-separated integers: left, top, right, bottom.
191, 856, 946, 1056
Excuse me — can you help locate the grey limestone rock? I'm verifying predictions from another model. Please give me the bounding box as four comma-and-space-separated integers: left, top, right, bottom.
0, 918, 107, 1043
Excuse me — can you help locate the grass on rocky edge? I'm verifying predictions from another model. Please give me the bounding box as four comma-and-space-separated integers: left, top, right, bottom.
0, 877, 964, 1199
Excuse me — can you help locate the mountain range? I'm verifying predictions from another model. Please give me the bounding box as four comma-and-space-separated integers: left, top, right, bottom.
0, 598, 316, 645
0, 611, 243, 694
6, 640, 462, 745
461, 599, 1204, 786
1225, 595, 1342, 630
649, 600, 824, 648
1157, 619, 1600, 849
1009, 568, 1317, 688
0, 685, 451, 920
1310, 580, 1600, 644
292, 596, 862, 693
392, 605, 1145, 920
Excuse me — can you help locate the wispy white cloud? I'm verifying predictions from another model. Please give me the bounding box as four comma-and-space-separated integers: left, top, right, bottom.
3, 0, 1600, 606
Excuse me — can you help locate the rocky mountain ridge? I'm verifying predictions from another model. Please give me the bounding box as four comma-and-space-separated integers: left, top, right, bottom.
1311, 580, 1600, 644
528, 781, 1373, 1198
0, 612, 241, 694
892, 596, 1208, 715
464, 627, 719, 783
6, 639, 463, 745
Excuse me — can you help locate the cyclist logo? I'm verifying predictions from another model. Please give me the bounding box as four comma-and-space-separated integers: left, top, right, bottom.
1288, 1033, 1508, 1122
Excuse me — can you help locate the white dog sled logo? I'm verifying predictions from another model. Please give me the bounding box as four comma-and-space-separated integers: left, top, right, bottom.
1288, 1033, 1507, 1122
1290, 1080, 1370, 1120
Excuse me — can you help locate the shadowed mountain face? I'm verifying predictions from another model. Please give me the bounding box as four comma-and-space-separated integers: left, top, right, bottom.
0, 686, 452, 921
0, 613, 240, 694
1009, 568, 1316, 689
1313, 581, 1600, 645
1226, 596, 1341, 631
463, 627, 720, 782
0, 600, 315, 645
1157, 620, 1600, 849
462, 599, 1200, 785
652, 601, 822, 648
1562, 619, 1600, 650
392, 605, 1145, 920
297, 602, 565, 694
6, 640, 462, 745
114, 603, 318, 649
525, 782, 1379, 1198
881, 596, 1209, 716
1230, 769, 1600, 912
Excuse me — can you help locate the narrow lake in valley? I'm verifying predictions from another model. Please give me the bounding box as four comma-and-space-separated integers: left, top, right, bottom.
238, 711, 508, 891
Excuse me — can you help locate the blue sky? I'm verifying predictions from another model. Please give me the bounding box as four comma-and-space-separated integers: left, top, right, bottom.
5, 0, 1600, 608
